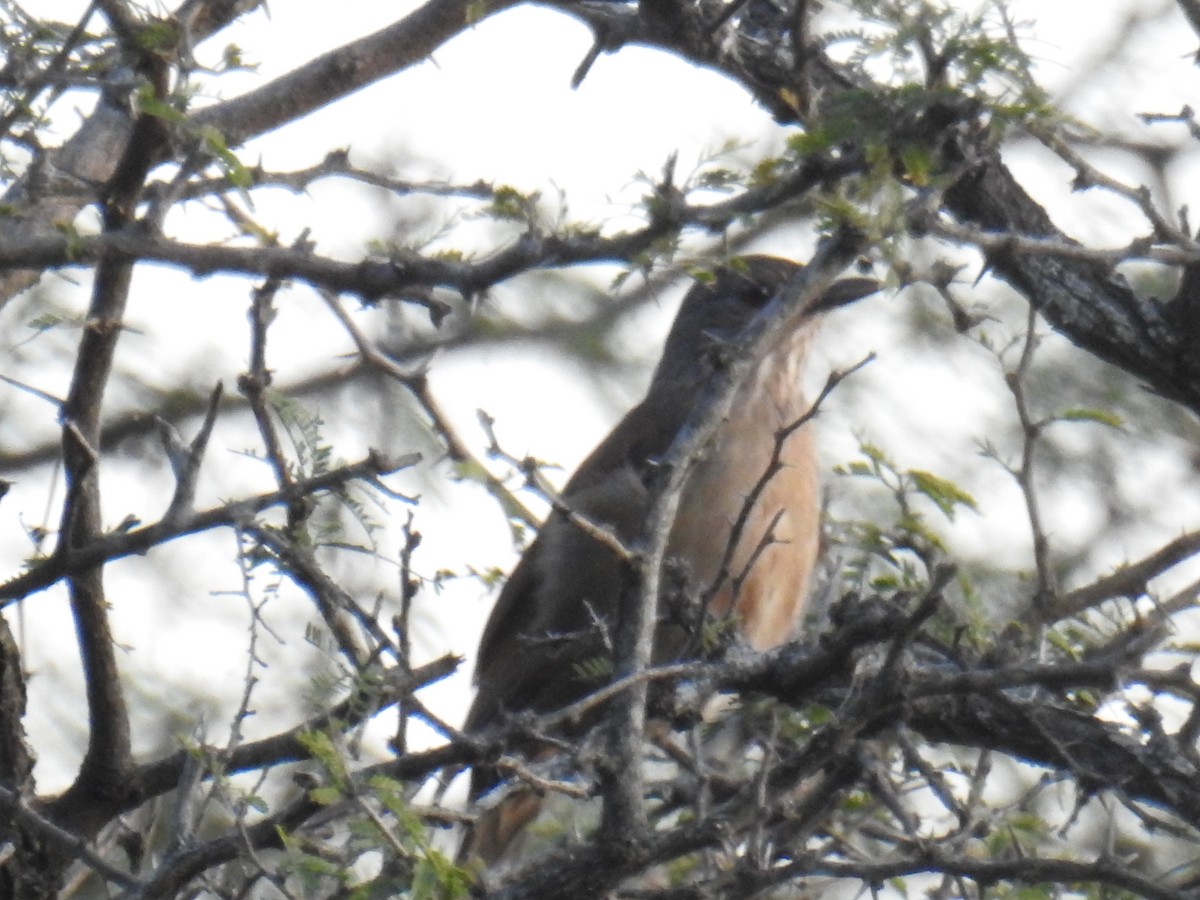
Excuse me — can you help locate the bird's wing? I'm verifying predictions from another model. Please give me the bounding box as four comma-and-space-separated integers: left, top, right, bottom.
467, 389, 693, 724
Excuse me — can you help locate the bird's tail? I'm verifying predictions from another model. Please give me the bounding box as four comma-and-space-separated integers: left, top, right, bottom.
456, 787, 544, 868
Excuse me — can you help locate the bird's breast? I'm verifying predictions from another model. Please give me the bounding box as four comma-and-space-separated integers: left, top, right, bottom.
667, 323, 822, 651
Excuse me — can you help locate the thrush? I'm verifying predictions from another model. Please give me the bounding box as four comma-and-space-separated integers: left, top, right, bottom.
461, 255, 878, 863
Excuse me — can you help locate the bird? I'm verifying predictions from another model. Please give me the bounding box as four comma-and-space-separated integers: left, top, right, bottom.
460, 255, 878, 865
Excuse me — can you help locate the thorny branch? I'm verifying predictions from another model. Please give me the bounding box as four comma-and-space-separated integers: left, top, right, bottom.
0, 0, 1198, 896
0, 451, 420, 603
49, 45, 172, 840
1005, 305, 1058, 612
322, 289, 542, 529
0, 146, 863, 305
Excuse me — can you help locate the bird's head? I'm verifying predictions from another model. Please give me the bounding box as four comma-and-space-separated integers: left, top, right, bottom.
652, 255, 878, 389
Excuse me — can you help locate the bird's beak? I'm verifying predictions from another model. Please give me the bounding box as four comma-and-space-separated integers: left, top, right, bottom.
814, 275, 881, 313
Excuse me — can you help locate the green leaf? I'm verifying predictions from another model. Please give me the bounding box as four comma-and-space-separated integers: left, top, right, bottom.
573, 655, 613, 682
899, 145, 933, 186
1057, 407, 1123, 429
134, 21, 180, 52
749, 156, 784, 187
26, 312, 65, 333
486, 185, 534, 221
414, 850, 473, 898
785, 126, 836, 155
859, 442, 888, 464
198, 125, 253, 189
241, 792, 269, 814
309, 785, 342, 806
465, 0, 489, 24
54, 221, 87, 261
908, 469, 977, 519
133, 84, 187, 125
297, 729, 350, 786
695, 166, 739, 189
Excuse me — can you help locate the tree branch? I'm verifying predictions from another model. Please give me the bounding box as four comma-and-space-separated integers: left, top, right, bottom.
0, 451, 421, 604
50, 54, 173, 839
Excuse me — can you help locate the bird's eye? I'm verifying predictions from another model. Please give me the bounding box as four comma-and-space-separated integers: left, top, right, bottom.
750, 285, 774, 306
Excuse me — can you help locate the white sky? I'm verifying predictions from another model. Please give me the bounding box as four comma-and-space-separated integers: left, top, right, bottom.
8, 0, 1200, 794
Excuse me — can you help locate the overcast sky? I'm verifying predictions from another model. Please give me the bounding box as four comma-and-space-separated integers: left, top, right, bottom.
10, 0, 1200, 793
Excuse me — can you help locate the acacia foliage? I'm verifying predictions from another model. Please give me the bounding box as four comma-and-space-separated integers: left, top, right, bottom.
0, 0, 1199, 898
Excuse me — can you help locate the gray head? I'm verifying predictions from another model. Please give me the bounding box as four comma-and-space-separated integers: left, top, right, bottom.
651, 255, 878, 390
